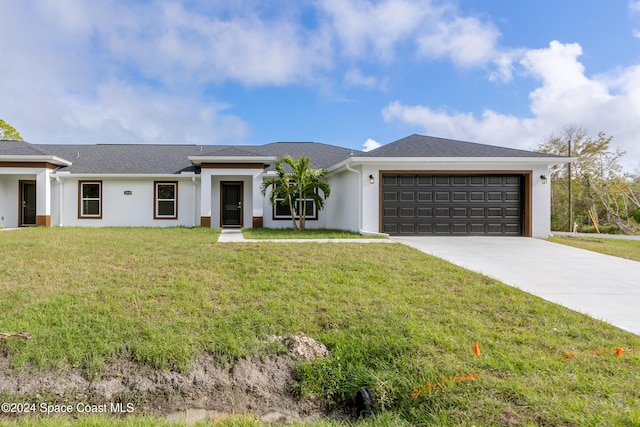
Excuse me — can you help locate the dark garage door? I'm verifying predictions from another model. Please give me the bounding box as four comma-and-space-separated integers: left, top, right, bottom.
382, 174, 523, 236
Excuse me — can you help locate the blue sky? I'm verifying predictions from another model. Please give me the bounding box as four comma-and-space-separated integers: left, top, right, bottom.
2, 1, 640, 170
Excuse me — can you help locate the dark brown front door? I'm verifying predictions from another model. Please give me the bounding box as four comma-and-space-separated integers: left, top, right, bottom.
221, 182, 243, 227
19, 181, 37, 226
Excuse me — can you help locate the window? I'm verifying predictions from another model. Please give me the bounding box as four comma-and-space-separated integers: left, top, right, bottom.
273, 198, 317, 220
78, 181, 102, 218
154, 181, 178, 219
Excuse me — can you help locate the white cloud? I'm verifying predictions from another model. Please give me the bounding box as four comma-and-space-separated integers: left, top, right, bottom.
103, 2, 333, 86
319, 0, 505, 71
416, 15, 501, 67
383, 41, 640, 171
344, 68, 387, 89
629, 0, 640, 13
60, 82, 248, 144
319, 0, 428, 60
363, 138, 382, 151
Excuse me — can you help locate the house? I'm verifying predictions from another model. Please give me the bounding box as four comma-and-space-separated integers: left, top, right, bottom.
0, 134, 570, 237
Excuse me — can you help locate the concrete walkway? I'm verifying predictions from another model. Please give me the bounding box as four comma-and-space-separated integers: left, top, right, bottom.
392, 236, 640, 336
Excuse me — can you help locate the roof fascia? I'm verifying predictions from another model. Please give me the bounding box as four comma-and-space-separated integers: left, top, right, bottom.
326, 156, 576, 175
188, 155, 275, 166
350, 156, 576, 164
0, 155, 73, 167
51, 172, 200, 180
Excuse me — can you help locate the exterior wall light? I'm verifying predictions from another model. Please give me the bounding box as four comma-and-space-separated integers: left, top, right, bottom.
369, 174, 375, 184
540, 175, 548, 184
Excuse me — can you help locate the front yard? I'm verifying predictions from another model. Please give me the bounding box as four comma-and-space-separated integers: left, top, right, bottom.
549, 234, 640, 262
1, 228, 639, 426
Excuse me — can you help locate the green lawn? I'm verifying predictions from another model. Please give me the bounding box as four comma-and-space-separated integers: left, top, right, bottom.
1, 228, 639, 426
549, 235, 640, 262
241, 228, 382, 239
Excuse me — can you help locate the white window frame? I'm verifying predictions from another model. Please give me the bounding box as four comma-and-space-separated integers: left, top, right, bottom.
79, 181, 102, 218
154, 181, 178, 219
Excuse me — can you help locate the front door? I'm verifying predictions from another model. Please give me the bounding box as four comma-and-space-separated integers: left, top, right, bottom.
221, 182, 243, 227
19, 181, 37, 226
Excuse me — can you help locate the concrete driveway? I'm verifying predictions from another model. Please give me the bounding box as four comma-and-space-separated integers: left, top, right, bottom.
391, 236, 640, 336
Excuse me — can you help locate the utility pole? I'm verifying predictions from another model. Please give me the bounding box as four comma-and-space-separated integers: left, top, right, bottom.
567, 135, 573, 232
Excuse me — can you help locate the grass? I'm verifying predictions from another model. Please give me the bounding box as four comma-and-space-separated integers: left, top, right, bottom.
241, 228, 383, 239
1, 228, 639, 426
548, 235, 640, 262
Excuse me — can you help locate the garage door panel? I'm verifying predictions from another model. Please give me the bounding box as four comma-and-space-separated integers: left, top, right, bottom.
435, 207, 450, 218
434, 223, 451, 234
435, 176, 450, 186
400, 191, 415, 201
504, 207, 521, 218
452, 223, 468, 234
383, 175, 398, 186
504, 223, 521, 234
400, 223, 415, 233
452, 192, 468, 201
435, 192, 450, 201
383, 191, 398, 201
417, 176, 433, 185
487, 207, 503, 218
505, 191, 520, 201
487, 192, 503, 201
382, 174, 523, 236
417, 207, 433, 217
417, 224, 433, 233
400, 207, 415, 217
470, 192, 485, 201
451, 207, 467, 218
383, 223, 398, 233
383, 207, 398, 219
418, 191, 433, 201
400, 176, 415, 185
487, 176, 503, 186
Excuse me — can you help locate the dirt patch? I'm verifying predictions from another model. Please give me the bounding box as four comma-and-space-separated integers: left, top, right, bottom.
0, 335, 341, 424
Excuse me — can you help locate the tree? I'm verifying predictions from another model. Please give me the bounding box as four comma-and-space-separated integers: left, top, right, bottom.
261, 156, 331, 231
538, 125, 639, 234
0, 119, 23, 141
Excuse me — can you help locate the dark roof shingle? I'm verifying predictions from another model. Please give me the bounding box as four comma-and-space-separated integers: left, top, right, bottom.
363, 134, 561, 158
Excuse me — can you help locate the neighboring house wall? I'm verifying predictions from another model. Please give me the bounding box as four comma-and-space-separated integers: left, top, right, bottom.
52, 176, 199, 227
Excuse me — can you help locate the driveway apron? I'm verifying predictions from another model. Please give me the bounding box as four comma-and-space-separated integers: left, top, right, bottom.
391, 236, 640, 336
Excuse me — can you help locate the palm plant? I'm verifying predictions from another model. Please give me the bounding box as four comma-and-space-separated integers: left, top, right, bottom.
261, 155, 331, 231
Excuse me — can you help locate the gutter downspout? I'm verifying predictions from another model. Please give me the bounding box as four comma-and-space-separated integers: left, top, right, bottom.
56, 176, 63, 227
344, 163, 388, 237
192, 176, 197, 228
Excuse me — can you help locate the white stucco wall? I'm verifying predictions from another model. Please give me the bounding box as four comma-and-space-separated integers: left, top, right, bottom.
261, 183, 330, 229
0, 175, 10, 228
54, 175, 199, 227
322, 169, 361, 232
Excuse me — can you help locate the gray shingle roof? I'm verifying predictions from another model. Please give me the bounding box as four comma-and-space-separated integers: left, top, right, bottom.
18, 142, 358, 173
252, 142, 360, 170
0, 140, 51, 156
362, 134, 561, 158
34, 144, 203, 174
0, 134, 563, 174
